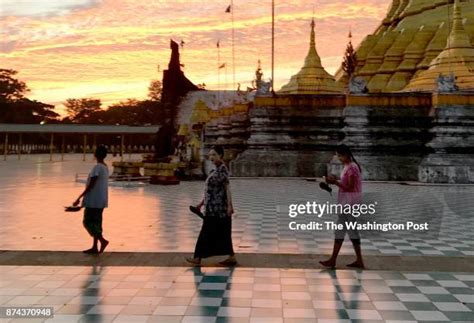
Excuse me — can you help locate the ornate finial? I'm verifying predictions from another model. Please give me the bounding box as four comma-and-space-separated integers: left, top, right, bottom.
253, 59, 271, 96
448, 0, 470, 49
303, 16, 322, 67
256, 63, 263, 82
453, 0, 462, 32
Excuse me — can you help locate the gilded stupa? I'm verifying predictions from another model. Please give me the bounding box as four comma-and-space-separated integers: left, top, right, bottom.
335, 0, 474, 92
279, 18, 344, 94
404, 0, 474, 91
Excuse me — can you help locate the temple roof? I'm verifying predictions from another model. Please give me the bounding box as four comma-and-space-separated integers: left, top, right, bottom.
404, 0, 474, 92
177, 90, 255, 125
279, 19, 344, 95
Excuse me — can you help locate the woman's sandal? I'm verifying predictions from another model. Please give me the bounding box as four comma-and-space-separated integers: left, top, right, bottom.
319, 260, 336, 269
346, 261, 365, 269
219, 258, 237, 266
185, 257, 201, 266
83, 248, 98, 255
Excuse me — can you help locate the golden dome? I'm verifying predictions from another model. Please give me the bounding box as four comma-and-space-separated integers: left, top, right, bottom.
279, 18, 344, 95
336, 0, 474, 92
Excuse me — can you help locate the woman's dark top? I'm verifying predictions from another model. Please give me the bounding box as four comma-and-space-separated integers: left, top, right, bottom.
204, 163, 229, 217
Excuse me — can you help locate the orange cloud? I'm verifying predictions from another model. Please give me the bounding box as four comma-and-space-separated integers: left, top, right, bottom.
0, 0, 390, 116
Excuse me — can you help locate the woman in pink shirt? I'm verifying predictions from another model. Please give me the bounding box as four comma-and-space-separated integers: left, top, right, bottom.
320, 144, 364, 269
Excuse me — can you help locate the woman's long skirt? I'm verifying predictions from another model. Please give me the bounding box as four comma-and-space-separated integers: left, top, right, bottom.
194, 216, 234, 259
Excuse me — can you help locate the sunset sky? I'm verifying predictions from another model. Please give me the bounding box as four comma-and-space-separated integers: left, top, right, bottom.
1, 0, 390, 115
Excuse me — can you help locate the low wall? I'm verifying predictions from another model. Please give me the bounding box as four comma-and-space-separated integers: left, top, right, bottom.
204, 92, 473, 183
231, 95, 346, 177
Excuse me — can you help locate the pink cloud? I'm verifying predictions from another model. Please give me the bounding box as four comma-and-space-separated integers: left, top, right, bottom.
1, 0, 390, 114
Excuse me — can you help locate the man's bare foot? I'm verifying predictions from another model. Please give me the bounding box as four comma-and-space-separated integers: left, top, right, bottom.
99, 240, 109, 254
185, 257, 201, 266
319, 259, 336, 269
346, 261, 365, 269
83, 248, 98, 254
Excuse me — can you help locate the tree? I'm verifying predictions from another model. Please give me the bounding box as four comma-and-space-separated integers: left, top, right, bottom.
0, 69, 28, 102
342, 32, 357, 80
101, 99, 140, 125
100, 99, 160, 125
0, 69, 59, 123
1, 99, 58, 123
22, 99, 58, 122
148, 80, 162, 101
64, 98, 102, 123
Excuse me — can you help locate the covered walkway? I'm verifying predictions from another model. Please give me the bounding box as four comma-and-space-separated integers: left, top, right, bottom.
0, 124, 160, 161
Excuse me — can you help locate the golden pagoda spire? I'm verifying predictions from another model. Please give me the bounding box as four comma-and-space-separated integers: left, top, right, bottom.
279, 17, 344, 94
447, 0, 471, 49
304, 18, 321, 67
403, 0, 474, 92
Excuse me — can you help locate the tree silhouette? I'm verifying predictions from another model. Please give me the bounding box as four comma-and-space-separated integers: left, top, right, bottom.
148, 80, 162, 101
342, 32, 357, 81
64, 98, 102, 123
0, 69, 58, 123
0, 69, 28, 102
102, 99, 161, 125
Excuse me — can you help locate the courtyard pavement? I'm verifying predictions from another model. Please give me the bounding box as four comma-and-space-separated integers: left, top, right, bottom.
0, 155, 472, 322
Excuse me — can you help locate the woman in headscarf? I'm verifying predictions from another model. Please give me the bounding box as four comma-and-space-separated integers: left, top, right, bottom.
186, 145, 236, 266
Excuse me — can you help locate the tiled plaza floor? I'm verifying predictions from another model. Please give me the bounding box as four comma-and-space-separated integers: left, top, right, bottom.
1, 265, 473, 322
1, 155, 473, 322
0, 155, 473, 256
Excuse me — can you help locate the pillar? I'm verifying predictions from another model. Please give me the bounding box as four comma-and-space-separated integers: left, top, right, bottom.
83, 134, 87, 162
3, 133, 8, 161
49, 133, 54, 162
61, 135, 65, 161
18, 133, 22, 160
120, 135, 124, 162
93, 134, 97, 161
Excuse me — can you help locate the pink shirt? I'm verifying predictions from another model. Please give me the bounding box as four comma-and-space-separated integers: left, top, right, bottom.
338, 162, 362, 205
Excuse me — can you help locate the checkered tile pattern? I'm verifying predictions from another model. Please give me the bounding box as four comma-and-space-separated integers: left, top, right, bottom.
0, 266, 473, 322
0, 155, 473, 256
